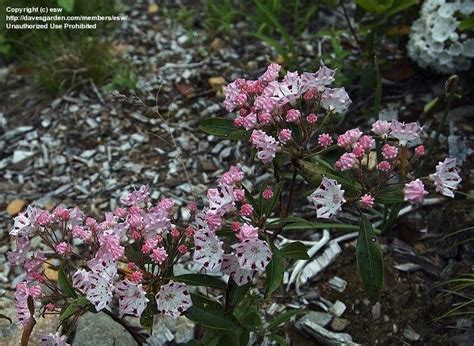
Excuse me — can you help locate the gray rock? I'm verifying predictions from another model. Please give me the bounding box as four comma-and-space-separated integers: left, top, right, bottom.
330, 317, 349, 332
329, 301, 346, 317
371, 302, 381, 320
297, 319, 360, 346
296, 311, 333, 329
148, 314, 195, 345
11, 150, 34, 165
73, 312, 138, 346
403, 325, 420, 342
329, 276, 347, 293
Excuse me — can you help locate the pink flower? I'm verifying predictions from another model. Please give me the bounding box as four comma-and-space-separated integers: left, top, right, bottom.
358, 135, 375, 151
45, 303, 55, 312
262, 188, 273, 200
193, 231, 223, 271
35, 211, 51, 227
360, 194, 375, 208
430, 158, 462, 198
382, 144, 399, 160
311, 177, 346, 219
187, 202, 197, 213
142, 237, 158, 254
222, 254, 254, 286
231, 221, 241, 232
377, 161, 391, 171
390, 120, 422, 146
301, 66, 335, 91
286, 109, 301, 122
185, 226, 195, 238
224, 78, 245, 111
278, 129, 292, 144
98, 232, 124, 261
171, 228, 181, 238
258, 111, 272, 125
259, 63, 281, 82
240, 203, 254, 216
7, 236, 30, 266
335, 153, 357, 171
242, 112, 257, 130
220, 165, 244, 185
233, 188, 245, 202
72, 225, 92, 241
352, 145, 365, 158
15, 281, 41, 327
234, 117, 245, 128
114, 279, 149, 317
318, 133, 333, 147
237, 223, 259, 242
130, 271, 143, 283
206, 211, 222, 231
56, 242, 71, 255
306, 113, 318, 124
404, 179, 428, 204
371, 120, 391, 136
121, 185, 150, 208
151, 247, 168, 264
415, 145, 425, 156
236, 93, 247, 107
236, 238, 272, 271
156, 281, 192, 319
178, 245, 188, 254
250, 130, 279, 164
337, 134, 351, 147
303, 89, 318, 100
53, 206, 70, 221
321, 87, 352, 113
114, 207, 127, 218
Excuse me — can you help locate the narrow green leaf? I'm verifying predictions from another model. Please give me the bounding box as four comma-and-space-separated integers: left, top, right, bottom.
279, 242, 310, 260
173, 274, 226, 290
267, 309, 300, 330
268, 334, 288, 345
228, 278, 251, 306
140, 293, 157, 331
376, 186, 404, 204
185, 305, 239, 331
356, 215, 384, 303
283, 222, 360, 231
60, 296, 92, 322
241, 311, 262, 328
58, 266, 77, 298
460, 16, 474, 31
264, 182, 284, 218
199, 117, 250, 140
265, 247, 284, 297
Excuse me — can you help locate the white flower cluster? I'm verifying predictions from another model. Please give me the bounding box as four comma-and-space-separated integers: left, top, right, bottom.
407, 0, 474, 73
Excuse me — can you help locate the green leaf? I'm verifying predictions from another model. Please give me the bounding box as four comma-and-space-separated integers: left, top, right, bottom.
140, 293, 157, 331
57, 0, 75, 12
385, 0, 417, 17
58, 266, 77, 298
173, 274, 227, 290
60, 296, 92, 322
267, 309, 300, 330
241, 312, 262, 328
356, 0, 393, 14
279, 242, 310, 260
185, 305, 239, 331
199, 117, 250, 140
228, 278, 251, 306
356, 215, 384, 304
459, 16, 474, 31
265, 247, 284, 297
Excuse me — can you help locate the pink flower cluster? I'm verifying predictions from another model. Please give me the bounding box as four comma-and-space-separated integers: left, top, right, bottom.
193, 165, 273, 281
224, 64, 351, 164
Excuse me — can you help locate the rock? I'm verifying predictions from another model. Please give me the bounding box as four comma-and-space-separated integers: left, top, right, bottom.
148, 314, 195, 345
328, 276, 347, 293
297, 318, 360, 346
6, 199, 26, 216
11, 150, 34, 166
296, 311, 333, 329
330, 317, 349, 332
371, 302, 381, 320
329, 301, 346, 317
74, 312, 138, 346
403, 325, 420, 342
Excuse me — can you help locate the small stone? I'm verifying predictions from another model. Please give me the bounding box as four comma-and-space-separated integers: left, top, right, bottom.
11, 150, 34, 165
403, 325, 420, 341
296, 311, 333, 328
330, 317, 349, 332
74, 312, 138, 345
329, 276, 347, 292
148, 3, 159, 14
6, 199, 26, 216
371, 302, 381, 320
329, 301, 346, 317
